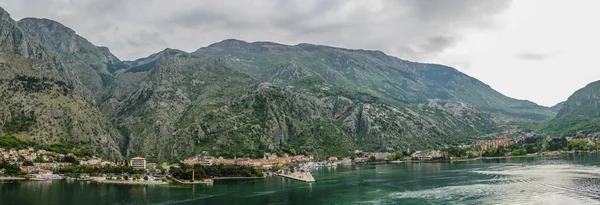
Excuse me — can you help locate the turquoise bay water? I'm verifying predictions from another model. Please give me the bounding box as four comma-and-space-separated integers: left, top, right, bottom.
2, 154, 600, 205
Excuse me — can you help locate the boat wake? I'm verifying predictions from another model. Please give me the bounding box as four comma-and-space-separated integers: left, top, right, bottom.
388, 163, 600, 204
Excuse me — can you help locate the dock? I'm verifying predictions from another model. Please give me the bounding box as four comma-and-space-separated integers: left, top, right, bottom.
166, 175, 213, 184
212, 177, 265, 180
275, 171, 316, 182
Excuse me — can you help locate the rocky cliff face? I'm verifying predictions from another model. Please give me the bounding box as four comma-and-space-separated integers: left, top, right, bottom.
17, 18, 126, 102
0, 7, 123, 160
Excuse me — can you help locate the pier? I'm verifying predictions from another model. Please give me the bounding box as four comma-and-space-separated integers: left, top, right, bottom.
275, 171, 316, 182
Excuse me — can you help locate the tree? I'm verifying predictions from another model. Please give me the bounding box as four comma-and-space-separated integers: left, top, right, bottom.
34, 156, 44, 163
0, 160, 22, 176
143, 176, 149, 181
23, 161, 34, 166
511, 149, 527, 156
134, 174, 141, 180
62, 156, 77, 164
272, 164, 282, 172
394, 152, 404, 160
567, 140, 587, 151
367, 156, 376, 162
467, 152, 476, 158
124, 175, 129, 180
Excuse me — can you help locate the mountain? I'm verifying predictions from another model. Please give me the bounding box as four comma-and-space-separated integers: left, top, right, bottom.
0, 7, 559, 162
101, 38, 555, 161
193, 39, 554, 121
103, 49, 496, 160
17, 18, 127, 102
0, 8, 123, 160
545, 81, 600, 136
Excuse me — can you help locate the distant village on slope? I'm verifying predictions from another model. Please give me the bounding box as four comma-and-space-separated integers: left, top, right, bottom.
2, 126, 599, 184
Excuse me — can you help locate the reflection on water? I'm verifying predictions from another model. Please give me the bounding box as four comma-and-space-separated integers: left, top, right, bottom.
1, 154, 599, 205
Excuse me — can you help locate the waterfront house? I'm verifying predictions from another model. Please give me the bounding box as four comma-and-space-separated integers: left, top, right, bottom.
79, 158, 102, 166
492, 138, 513, 148
182, 156, 199, 165
130, 157, 147, 169
216, 159, 235, 165
353, 157, 368, 164
39, 170, 53, 176
375, 152, 392, 161
236, 159, 249, 166
200, 156, 215, 165
34, 163, 72, 169
477, 141, 489, 151
328, 156, 338, 161
292, 155, 311, 162
21, 166, 40, 174
197, 159, 211, 166
411, 151, 448, 160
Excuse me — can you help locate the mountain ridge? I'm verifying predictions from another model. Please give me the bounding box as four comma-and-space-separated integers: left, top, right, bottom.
193, 39, 554, 120
1, 6, 577, 162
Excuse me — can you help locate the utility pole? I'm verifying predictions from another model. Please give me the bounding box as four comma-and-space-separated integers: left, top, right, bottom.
192, 169, 195, 182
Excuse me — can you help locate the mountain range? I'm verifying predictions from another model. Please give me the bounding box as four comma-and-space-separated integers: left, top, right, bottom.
0, 7, 596, 161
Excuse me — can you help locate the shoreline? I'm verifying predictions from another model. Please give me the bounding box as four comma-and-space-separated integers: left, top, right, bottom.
0, 177, 26, 181
98, 180, 168, 185
375, 152, 595, 164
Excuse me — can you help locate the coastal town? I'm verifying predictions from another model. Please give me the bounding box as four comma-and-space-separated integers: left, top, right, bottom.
1, 128, 599, 184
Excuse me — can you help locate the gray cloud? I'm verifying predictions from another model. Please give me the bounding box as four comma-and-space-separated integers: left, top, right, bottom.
126, 30, 167, 48
515, 52, 554, 61
1, 0, 512, 61
420, 36, 457, 53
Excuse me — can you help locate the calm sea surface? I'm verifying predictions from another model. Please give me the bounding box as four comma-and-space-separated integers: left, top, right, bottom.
2, 154, 600, 205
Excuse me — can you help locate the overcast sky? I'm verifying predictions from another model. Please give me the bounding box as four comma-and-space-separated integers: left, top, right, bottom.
2, 0, 599, 106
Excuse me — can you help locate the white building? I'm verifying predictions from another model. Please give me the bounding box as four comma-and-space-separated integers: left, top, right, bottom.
130, 157, 147, 169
